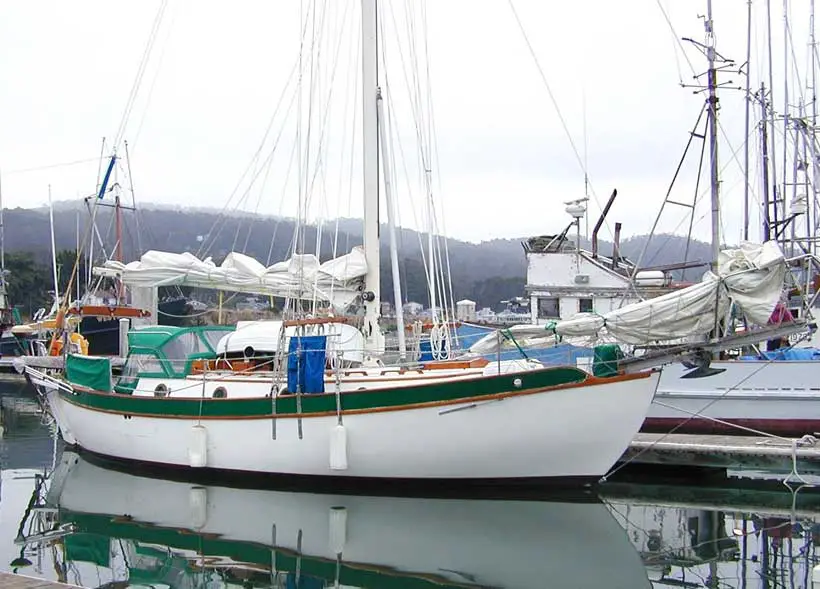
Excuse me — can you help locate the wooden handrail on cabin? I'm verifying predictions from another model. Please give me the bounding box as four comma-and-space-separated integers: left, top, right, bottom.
67, 305, 151, 318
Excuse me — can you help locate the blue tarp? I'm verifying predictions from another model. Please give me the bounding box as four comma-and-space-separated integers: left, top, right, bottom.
287, 335, 327, 394
740, 347, 820, 362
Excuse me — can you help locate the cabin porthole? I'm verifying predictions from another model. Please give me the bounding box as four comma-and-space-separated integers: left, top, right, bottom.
213, 386, 228, 399
154, 383, 169, 397
513, 378, 522, 389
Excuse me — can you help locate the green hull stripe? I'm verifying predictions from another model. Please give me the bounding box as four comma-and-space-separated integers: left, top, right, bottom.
64, 510, 477, 589
61, 366, 589, 418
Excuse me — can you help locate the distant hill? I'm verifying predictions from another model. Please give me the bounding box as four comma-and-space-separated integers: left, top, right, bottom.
1, 202, 713, 311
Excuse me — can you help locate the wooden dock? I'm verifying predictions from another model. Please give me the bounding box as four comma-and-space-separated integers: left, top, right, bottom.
0, 572, 77, 588
623, 433, 820, 472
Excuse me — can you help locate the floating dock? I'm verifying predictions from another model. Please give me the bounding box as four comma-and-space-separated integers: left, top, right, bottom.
0, 572, 77, 588
623, 433, 820, 472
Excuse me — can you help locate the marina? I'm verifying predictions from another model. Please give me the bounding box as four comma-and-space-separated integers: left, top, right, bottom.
2, 0, 820, 586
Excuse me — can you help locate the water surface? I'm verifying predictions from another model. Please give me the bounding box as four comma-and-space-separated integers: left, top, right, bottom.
0, 381, 817, 588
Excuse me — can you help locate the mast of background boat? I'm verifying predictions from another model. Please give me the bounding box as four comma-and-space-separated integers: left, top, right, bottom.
765, 0, 781, 238
48, 186, 60, 308
760, 85, 773, 241
114, 166, 123, 304
76, 210, 81, 303
361, 0, 385, 355
781, 1, 791, 243
811, 0, 818, 258
705, 0, 721, 272
0, 169, 7, 313
377, 89, 408, 359
742, 0, 752, 241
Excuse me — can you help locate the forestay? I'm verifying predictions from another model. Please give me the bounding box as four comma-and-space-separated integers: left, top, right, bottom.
553, 241, 787, 345
95, 247, 368, 310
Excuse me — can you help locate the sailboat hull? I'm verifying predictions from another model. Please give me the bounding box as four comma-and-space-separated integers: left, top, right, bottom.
44, 369, 660, 482
646, 361, 820, 436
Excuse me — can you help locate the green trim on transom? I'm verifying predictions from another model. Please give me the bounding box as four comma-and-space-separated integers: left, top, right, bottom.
61, 366, 591, 419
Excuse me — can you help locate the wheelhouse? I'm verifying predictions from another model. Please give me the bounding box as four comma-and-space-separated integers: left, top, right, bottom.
115, 325, 235, 393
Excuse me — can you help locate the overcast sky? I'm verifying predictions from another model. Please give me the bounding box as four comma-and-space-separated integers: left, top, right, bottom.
0, 1, 813, 246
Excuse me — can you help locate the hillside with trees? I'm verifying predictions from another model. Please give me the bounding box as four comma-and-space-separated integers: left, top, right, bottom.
1, 202, 713, 316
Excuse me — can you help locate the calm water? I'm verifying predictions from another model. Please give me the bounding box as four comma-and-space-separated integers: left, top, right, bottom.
0, 381, 819, 588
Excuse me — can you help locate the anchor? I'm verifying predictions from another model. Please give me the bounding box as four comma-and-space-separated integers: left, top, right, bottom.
680, 348, 726, 379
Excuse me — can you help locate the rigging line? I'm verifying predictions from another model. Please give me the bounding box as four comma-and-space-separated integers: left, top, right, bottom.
505, 0, 607, 225
784, 6, 806, 108
332, 0, 359, 264
660, 0, 687, 84
301, 0, 352, 233
625, 104, 707, 284
656, 0, 745, 182
342, 7, 360, 262
3, 157, 99, 175
130, 0, 179, 154
113, 0, 169, 147
123, 141, 143, 257
383, 81, 433, 305
242, 149, 276, 254
198, 60, 302, 258
268, 138, 301, 265
383, 5, 441, 317
299, 0, 325, 259
413, 0, 456, 320
198, 17, 308, 259
655, 0, 697, 77
413, 0, 456, 323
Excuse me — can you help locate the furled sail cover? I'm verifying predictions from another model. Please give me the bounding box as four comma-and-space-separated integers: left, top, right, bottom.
95, 247, 368, 310
551, 241, 787, 345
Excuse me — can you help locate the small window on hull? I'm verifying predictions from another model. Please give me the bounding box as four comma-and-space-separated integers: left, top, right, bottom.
213, 386, 228, 399
154, 383, 169, 398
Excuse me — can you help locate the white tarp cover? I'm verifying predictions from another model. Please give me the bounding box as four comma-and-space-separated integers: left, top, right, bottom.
215, 320, 365, 364
95, 247, 368, 310
549, 241, 786, 345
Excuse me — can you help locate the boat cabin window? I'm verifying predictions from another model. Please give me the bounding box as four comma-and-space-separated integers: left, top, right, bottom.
117, 353, 164, 388
537, 297, 560, 319
161, 332, 207, 374
201, 328, 230, 351
579, 298, 593, 313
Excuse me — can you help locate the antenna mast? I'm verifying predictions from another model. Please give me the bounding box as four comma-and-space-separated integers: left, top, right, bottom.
705, 0, 721, 270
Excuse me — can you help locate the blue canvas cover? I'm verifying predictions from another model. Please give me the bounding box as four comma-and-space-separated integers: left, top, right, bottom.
287, 335, 327, 394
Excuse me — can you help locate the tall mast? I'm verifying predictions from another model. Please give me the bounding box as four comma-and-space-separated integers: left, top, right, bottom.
115, 189, 122, 303
781, 0, 791, 234
361, 0, 384, 354
705, 0, 721, 270
811, 0, 818, 256
48, 185, 60, 307
743, 0, 753, 241
761, 84, 773, 241
765, 0, 780, 236
0, 169, 6, 310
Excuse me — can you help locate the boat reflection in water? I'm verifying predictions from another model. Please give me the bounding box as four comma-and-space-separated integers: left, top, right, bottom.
603, 477, 820, 587
22, 452, 651, 588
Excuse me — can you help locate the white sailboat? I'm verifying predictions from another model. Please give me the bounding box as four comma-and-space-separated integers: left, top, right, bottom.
21, 0, 670, 484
